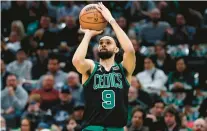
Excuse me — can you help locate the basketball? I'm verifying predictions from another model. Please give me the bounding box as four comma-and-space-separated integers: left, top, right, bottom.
79, 4, 108, 31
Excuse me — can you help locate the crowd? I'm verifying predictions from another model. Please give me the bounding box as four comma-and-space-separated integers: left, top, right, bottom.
1, 1, 207, 131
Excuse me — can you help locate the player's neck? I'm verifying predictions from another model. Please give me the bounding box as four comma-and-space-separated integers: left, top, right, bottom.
99, 58, 115, 71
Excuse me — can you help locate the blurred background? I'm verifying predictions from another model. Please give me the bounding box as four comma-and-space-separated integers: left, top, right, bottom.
1, 1, 207, 131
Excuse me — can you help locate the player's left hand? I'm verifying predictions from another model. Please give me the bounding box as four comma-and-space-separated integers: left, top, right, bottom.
96, 2, 114, 23
80, 26, 103, 37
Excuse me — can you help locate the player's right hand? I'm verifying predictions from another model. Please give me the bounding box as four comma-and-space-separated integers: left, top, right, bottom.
96, 2, 114, 23
80, 26, 103, 37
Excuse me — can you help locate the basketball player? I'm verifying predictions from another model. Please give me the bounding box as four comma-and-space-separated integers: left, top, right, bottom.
72, 2, 136, 131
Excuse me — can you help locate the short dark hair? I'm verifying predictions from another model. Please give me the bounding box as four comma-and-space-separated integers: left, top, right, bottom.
164, 105, 181, 126
16, 49, 26, 54
6, 73, 18, 80
131, 106, 146, 120
153, 98, 165, 107
175, 57, 186, 64
145, 56, 156, 64
48, 53, 59, 63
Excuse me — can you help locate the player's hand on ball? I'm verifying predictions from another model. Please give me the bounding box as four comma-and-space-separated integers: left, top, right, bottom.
80, 26, 103, 37
96, 2, 114, 23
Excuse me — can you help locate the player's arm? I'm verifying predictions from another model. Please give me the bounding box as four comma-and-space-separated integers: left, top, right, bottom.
96, 3, 136, 75
72, 28, 103, 74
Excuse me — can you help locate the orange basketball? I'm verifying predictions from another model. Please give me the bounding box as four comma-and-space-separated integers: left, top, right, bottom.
79, 4, 108, 31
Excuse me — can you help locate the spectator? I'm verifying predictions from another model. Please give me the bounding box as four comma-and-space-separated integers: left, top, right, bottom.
171, 91, 187, 109
64, 71, 84, 105
6, 31, 21, 52
31, 42, 49, 80
131, 76, 152, 109
32, 74, 59, 111
0, 116, 7, 131
57, 1, 80, 22
153, 44, 174, 74
1, 74, 28, 128
21, 94, 50, 129
9, 1, 30, 29
58, 16, 79, 47
192, 118, 207, 131
168, 57, 196, 91
139, 8, 170, 46
183, 96, 199, 121
198, 98, 207, 118
34, 15, 57, 49
136, 56, 168, 95
126, 1, 154, 22
128, 86, 148, 124
11, 20, 26, 40
127, 106, 149, 131
180, 114, 193, 131
169, 14, 196, 45
7, 49, 32, 81
52, 87, 75, 128
130, 38, 144, 75
1, 37, 15, 64
117, 16, 129, 33
27, 1, 50, 23
1, 59, 11, 90
163, 106, 181, 131
146, 99, 165, 131
72, 105, 84, 125
39, 54, 67, 90
63, 116, 81, 131
20, 118, 32, 131
36, 122, 50, 131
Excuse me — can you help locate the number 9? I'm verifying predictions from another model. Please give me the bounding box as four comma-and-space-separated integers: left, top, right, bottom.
102, 90, 115, 109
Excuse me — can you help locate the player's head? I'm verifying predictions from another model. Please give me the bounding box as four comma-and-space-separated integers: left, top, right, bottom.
98, 36, 119, 60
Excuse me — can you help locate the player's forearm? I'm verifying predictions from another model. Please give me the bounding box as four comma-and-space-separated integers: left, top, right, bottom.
110, 19, 135, 53
72, 34, 92, 63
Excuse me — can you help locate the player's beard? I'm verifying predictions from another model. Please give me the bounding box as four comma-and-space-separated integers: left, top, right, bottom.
98, 50, 114, 60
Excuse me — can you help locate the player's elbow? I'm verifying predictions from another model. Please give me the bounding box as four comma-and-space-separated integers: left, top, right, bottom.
72, 57, 81, 67
130, 48, 135, 54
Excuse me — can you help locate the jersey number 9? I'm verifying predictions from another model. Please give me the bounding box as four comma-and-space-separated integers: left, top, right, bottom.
102, 90, 115, 109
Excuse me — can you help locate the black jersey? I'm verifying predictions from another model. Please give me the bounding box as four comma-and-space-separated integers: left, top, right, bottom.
82, 62, 130, 128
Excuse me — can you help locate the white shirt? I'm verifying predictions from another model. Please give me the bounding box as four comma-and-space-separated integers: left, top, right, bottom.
6, 41, 21, 52
136, 68, 168, 94
7, 60, 32, 80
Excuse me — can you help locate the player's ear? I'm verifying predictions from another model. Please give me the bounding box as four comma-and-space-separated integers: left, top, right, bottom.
114, 47, 119, 53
